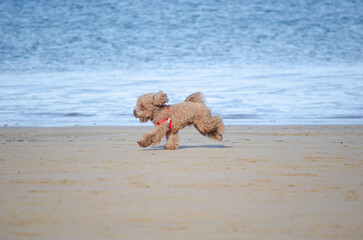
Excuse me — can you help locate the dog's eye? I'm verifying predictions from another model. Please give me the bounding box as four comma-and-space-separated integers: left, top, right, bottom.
140, 104, 144, 110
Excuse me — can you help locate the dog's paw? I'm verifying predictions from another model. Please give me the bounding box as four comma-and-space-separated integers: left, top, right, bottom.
164, 145, 178, 150
137, 141, 148, 148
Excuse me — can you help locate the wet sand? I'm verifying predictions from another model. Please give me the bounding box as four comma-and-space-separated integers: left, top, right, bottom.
0, 125, 362, 239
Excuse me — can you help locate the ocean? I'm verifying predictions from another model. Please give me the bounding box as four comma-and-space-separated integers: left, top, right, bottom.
1, 0, 362, 126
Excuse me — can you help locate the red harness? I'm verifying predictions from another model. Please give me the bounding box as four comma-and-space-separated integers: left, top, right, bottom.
156, 107, 172, 132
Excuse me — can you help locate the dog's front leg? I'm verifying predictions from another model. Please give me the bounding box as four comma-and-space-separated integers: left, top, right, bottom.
137, 125, 167, 148
137, 133, 152, 148
164, 133, 179, 150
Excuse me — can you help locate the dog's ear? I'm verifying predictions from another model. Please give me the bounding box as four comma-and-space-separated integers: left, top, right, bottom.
153, 91, 169, 106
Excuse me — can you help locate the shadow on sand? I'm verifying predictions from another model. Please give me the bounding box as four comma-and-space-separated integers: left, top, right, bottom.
143, 144, 231, 151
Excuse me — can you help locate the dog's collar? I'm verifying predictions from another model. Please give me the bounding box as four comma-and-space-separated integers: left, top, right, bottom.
156, 106, 172, 132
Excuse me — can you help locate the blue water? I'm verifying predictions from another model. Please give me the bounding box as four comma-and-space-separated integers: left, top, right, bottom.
1, 0, 362, 126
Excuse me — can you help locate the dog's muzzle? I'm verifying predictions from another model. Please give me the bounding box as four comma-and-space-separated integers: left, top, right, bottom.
133, 109, 138, 118
134, 109, 149, 123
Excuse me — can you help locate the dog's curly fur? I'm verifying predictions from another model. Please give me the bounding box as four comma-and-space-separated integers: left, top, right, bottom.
133, 91, 225, 150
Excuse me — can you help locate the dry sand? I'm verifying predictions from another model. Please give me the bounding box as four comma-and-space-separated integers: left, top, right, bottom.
0, 125, 362, 239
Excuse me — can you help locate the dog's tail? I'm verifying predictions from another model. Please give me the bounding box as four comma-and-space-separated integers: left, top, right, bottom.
185, 92, 205, 104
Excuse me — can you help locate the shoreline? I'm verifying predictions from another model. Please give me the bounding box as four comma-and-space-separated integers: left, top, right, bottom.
2, 117, 363, 128
2, 122, 363, 130
1, 125, 362, 239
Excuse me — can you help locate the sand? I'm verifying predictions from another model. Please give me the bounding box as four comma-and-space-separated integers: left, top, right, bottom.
0, 125, 362, 239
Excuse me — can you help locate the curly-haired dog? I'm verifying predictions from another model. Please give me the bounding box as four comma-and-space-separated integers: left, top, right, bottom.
133, 91, 225, 150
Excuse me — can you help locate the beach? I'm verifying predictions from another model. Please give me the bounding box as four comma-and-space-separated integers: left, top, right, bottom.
0, 125, 362, 239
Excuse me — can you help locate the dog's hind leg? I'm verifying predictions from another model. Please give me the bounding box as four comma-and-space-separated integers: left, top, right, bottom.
194, 115, 224, 141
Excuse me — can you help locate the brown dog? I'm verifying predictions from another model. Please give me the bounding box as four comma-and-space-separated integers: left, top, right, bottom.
133, 91, 224, 150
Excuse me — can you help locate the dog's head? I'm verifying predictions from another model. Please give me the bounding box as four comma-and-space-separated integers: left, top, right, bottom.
133, 91, 169, 123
